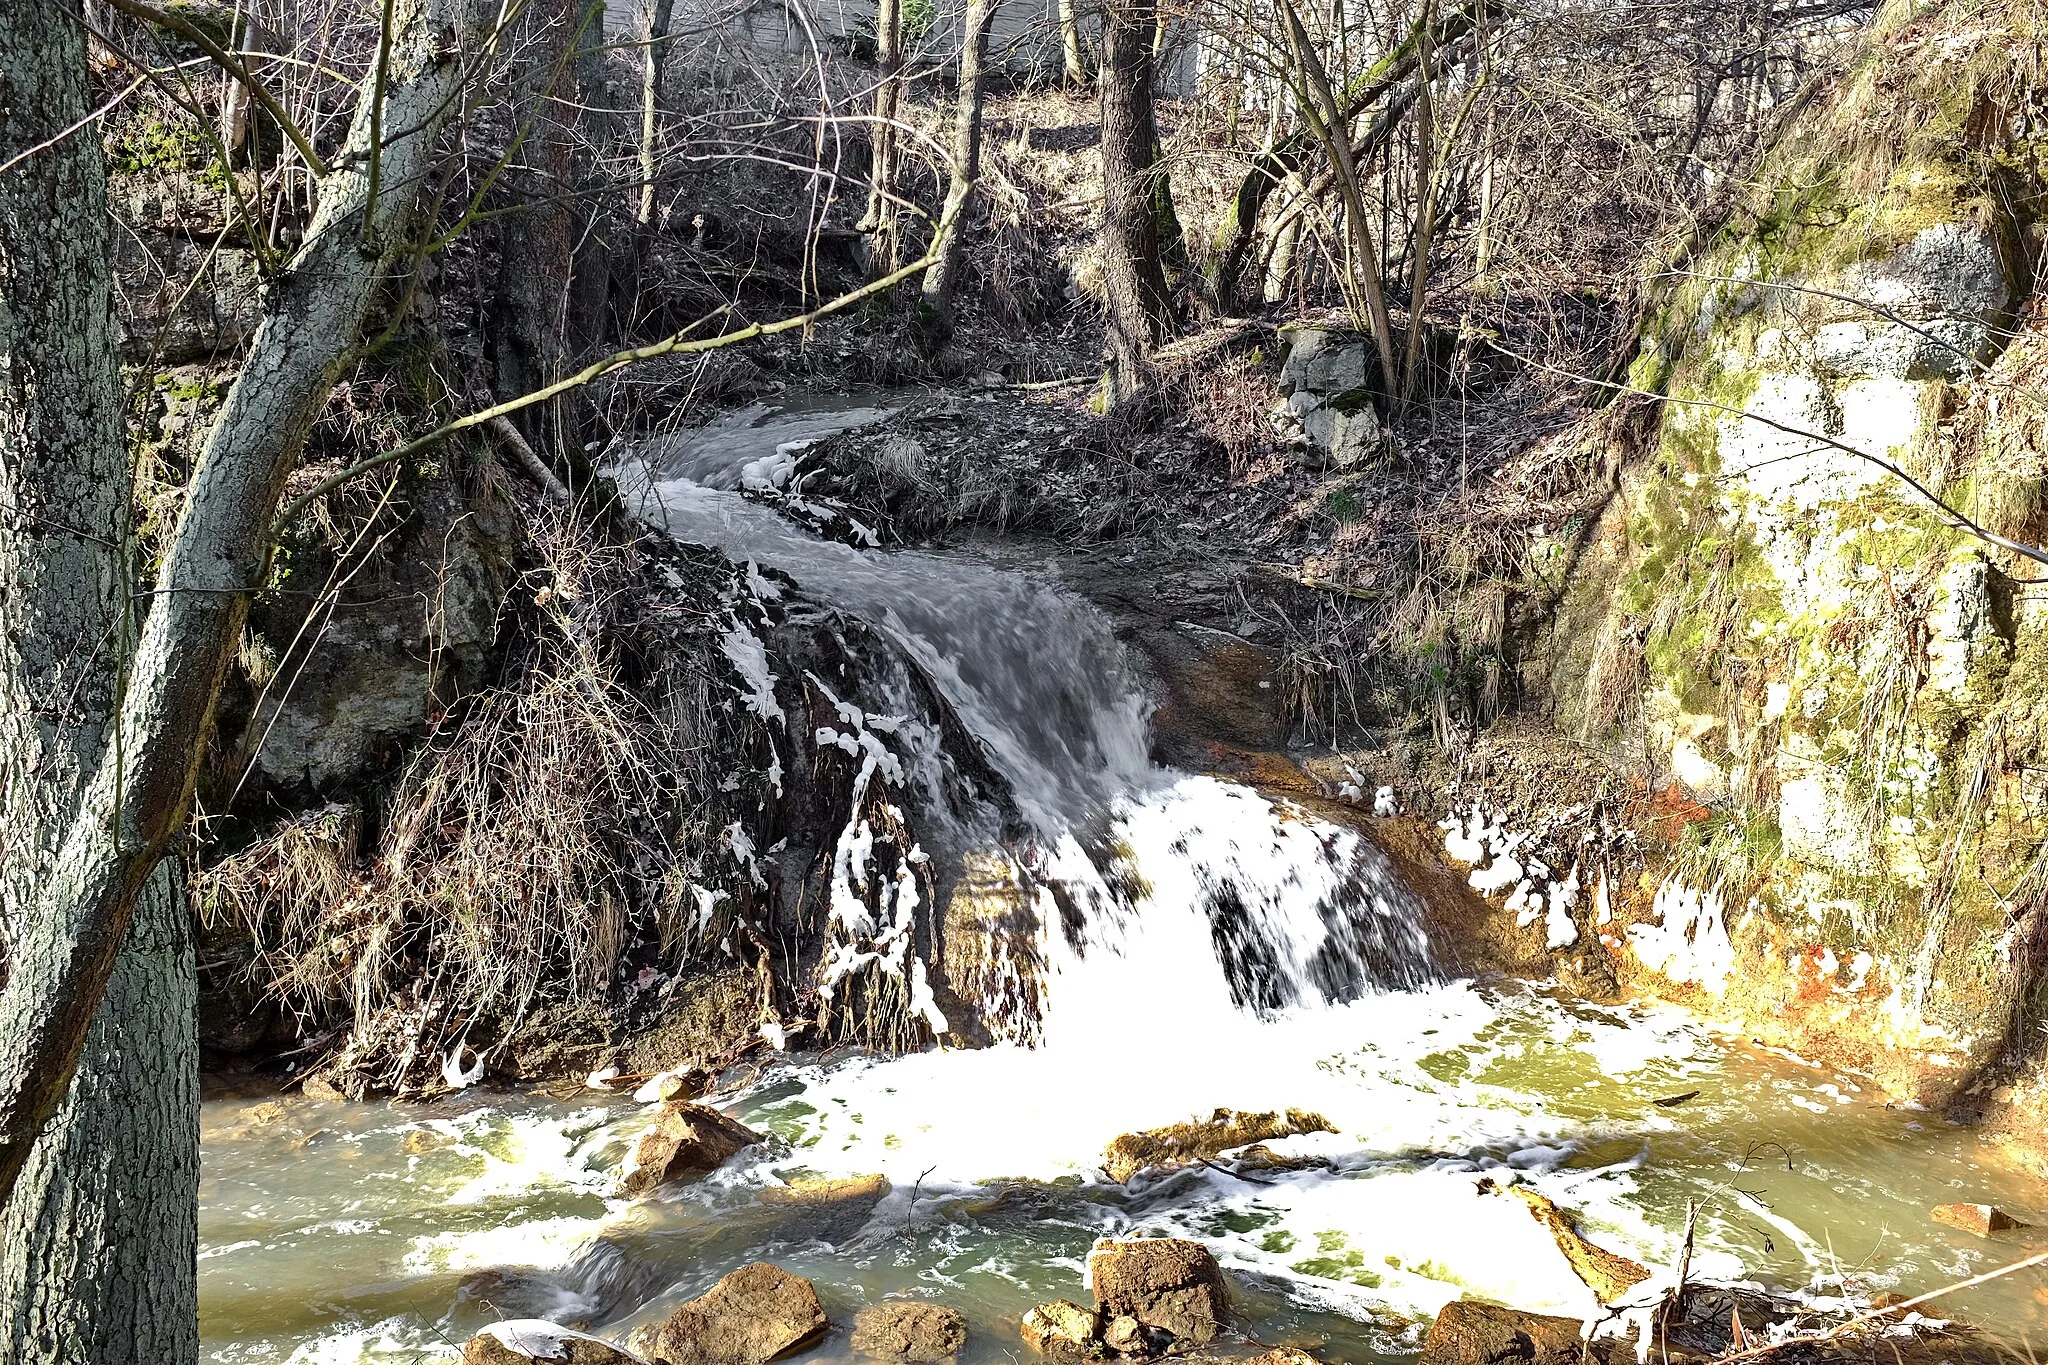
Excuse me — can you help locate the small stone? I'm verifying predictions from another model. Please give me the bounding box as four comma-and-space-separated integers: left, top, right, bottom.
851, 1302, 968, 1362
1101, 1316, 1146, 1355
1088, 1238, 1228, 1346
1022, 1301, 1101, 1361
619, 1103, 764, 1197
644, 1262, 826, 1365
1931, 1203, 2026, 1236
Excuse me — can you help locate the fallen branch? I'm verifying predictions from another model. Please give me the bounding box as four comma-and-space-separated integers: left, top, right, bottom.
271, 200, 958, 536
1712, 1247, 2048, 1363
99, 0, 332, 177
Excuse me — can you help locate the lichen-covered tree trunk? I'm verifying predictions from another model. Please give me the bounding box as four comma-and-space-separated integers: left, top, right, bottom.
0, 0, 482, 1225
0, 867, 194, 1365
917, 0, 1001, 349
1097, 0, 1172, 404
0, 5, 199, 1361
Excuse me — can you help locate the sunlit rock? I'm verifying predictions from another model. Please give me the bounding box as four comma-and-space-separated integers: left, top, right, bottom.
639, 1263, 827, 1365
619, 1102, 765, 1197
1101, 1107, 1332, 1183
1087, 1238, 1228, 1346
1021, 1300, 1102, 1361
850, 1301, 968, 1362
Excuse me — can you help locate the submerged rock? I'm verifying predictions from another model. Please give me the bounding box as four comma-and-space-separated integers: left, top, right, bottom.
1932, 1202, 2027, 1236
758, 1172, 892, 1243
1419, 1300, 1604, 1365
1102, 1108, 1333, 1183
464, 1321, 642, 1364
1021, 1301, 1102, 1361
619, 1103, 765, 1197
1088, 1238, 1228, 1346
851, 1301, 968, 1362
641, 1263, 827, 1365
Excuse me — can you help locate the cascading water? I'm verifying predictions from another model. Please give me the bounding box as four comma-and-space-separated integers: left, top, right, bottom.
197, 395, 2048, 1364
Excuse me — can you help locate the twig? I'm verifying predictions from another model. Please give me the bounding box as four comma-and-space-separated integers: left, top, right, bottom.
1715, 1247, 2048, 1363
98, 0, 331, 178
270, 201, 958, 537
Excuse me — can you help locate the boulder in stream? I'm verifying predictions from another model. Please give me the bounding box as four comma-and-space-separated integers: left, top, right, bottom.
464, 1320, 642, 1364
851, 1301, 969, 1362
1102, 1108, 1333, 1183
1088, 1238, 1228, 1346
1419, 1300, 1607, 1365
1931, 1202, 2027, 1236
641, 1262, 827, 1365
619, 1102, 765, 1197
1021, 1301, 1103, 1361
757, 1173, 892, 1244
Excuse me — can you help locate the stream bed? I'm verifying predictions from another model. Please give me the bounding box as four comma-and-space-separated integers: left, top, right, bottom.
198, 393, 2048, 1362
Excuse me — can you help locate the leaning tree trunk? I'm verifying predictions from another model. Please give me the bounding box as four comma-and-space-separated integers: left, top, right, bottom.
0, 5, 198, 1363
917, 0, 1002, 349
1097, 0, 1173, 406
0, 0, 482, 1217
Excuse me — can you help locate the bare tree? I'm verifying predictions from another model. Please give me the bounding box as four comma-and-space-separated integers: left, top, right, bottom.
0, 0, 484, 1323
919, 0, 1004, 347
1098, 0, 1174, 404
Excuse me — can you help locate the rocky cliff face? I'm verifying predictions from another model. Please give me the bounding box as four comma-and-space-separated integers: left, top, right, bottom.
1534, 0, 2048, 1149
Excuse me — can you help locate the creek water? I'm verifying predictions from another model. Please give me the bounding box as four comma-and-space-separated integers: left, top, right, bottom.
200, 394, 2048, 1362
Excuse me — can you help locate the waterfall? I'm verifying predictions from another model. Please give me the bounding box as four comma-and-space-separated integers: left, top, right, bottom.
615, 398, 1438, 1044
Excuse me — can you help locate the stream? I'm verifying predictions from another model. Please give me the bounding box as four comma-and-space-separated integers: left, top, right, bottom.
199, 393, 2048, 1363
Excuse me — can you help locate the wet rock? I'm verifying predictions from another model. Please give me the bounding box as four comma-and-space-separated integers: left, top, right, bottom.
1101, 1315, 1150, 1355
1088, 1238, 1228, 1346
851, 1301, 968, 1362
1238, 1352, 1323, 1365
757, 1173, 892, 1244
1419, 1300, 1604, 1365
642, 1263, 827, 1365
1021, 1301, 1102, 1361
1103, 1108, 1333, 1183
1931, 1202, 2026, 1236
1500, 1187, 1649, 1304
464, 1320, 640, 1364
619, 1103, 765, 1197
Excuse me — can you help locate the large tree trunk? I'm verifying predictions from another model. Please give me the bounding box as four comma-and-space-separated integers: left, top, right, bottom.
494, 0, 584, 464
1096, 0, 1173, 405
917, 0, 1002, 349
0, 867, 194, 1365
0, 6, 199, 1362
0, 0, 482, 1214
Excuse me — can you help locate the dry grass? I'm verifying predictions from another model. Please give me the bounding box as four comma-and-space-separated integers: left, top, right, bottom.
197, 511, 755, 1093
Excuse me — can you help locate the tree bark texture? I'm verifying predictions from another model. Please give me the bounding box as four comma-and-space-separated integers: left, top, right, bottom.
0, 0, 483, 1215
1059, 0, 1087, 85
0, 5, 199, 1361
1097, 0, 1172, 404
0, 866, 194, 1365
860, 0, 905, 268
918, 0, 1001, 347
493, 0, 583, 450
